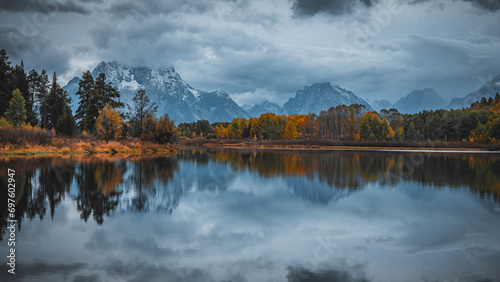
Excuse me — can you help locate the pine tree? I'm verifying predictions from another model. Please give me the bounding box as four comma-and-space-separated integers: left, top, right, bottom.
46, 72, 71, 129
94, 73, 123, 110
35, 70, 50, 129
128, 88, 157, 138
0, 49, 12, 117
5, 89, 27, 128
75, 71, 95, 132
12, 61, 36, 125
55, 103, 77, 136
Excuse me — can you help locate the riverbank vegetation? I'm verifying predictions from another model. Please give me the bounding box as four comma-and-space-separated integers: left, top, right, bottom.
1, 48, 499, 154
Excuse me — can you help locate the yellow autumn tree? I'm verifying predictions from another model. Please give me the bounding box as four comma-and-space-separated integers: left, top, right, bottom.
284, 120, 298, 140
95, 104, 123, 141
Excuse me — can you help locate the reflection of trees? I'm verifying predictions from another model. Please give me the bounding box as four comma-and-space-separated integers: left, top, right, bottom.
75, 158, 125, 224
128, 156, 180, 213
183, 148, 500, 202
0, 157, 76, 240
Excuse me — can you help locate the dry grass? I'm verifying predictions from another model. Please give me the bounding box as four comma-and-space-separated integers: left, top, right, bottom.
0, 129, 176, 156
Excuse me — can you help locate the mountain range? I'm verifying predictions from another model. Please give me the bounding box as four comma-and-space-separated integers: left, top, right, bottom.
447, 75, 500, 109
63, 61, 500, 123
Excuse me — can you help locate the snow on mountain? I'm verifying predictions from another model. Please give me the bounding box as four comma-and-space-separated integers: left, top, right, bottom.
63, 61, 248, 124
192, 90, 248, 122
246, 101, 283, 117
447, 74, 500, 109
282, 82, 372, 115
366, 99, 393, 112
392, 88, 447, 114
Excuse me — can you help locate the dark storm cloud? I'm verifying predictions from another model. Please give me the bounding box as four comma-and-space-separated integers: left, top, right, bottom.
107, 0, 214, 18
292, 0, 379, 16
409, 0, 500, 11
292, 0, 500, 17
0, 23, 72, 74
0, 0, 91, 14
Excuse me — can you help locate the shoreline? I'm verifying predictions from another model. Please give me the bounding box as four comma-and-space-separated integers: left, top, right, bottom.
180, 138, 500, 152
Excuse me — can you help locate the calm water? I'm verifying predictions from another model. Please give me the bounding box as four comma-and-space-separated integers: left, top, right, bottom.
1, 149, 500, 282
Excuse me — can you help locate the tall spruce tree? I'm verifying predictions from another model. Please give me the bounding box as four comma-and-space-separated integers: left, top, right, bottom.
0, 49, 12, 117
128, 88, 157, 137
75, 71, 95, 132
12, 61, 37, 125
46, 72, 71, 129
75, 72, 123, 133
35, 70, 50, 129
56, 103, 76, 136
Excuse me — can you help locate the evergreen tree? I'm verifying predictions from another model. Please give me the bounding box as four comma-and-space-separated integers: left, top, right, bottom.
75, 71, 95, 132
35, 70, 50, 129
94, 73, 123, 110
46, 72, 71, 129
12, 61, 36, 125
0, 49, 12, 117
5, 89, 27, 128
55, 103, 77, 136
128, 88, 157, 137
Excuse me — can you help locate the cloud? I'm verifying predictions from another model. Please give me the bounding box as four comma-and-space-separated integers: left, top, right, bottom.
0, 0, 91, 14
292, 0, 379, 17
0, 23, 72, 74
291, 0, 500, 18
286, 265, 370, 282
107, 0, 214, 18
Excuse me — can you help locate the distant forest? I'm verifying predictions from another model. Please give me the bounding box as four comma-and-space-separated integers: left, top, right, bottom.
1, 48, 499, 145
179, 93, 500, 144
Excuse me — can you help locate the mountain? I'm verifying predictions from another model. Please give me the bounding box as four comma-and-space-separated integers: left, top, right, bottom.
192, 90, 248, 122
63, 61, 246, 124
282, 82, 372, 115
392, 88, 446, 114
246, 101, 283, 117
447, 74, 500, 109
367, 99, 393, 112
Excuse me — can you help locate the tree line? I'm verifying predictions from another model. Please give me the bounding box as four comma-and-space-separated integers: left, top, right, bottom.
0, 49, 176, 144
179, 95, 500, 143
1, 48, 499, 144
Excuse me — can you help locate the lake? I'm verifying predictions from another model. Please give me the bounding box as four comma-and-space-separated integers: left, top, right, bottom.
1, 148, 500, 282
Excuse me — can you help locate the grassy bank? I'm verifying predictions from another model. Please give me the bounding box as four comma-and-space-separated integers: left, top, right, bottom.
0, 128, 176, 156
180, 138, 500, 151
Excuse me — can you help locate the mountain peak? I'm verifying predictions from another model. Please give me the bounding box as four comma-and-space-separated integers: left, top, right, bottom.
283, 82, 372, 115
393, 88, 446, 114
448, 74, 500, 109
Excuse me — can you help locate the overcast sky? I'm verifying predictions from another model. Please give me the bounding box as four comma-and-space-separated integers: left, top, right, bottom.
0, 0, 499, 106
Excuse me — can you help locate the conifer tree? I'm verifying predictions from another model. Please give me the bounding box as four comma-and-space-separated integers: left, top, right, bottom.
35, 70, 50, 129
5, 89, 27, 128
0, 49, 12, 117
75, 71, 95, 132
55, 103, 77, 136
46, 72, 71, 129
12, 61, 36, 125
128, 88, 157, 137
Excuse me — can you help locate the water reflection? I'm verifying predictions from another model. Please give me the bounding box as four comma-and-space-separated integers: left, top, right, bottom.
1, 150, 500, 234
0, 150, 500, 281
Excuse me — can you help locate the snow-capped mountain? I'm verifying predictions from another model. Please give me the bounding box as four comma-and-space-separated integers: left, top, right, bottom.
367, 99, 393, 112
392, 88, 447, 114
245, 101, 283, 117
282, 82, 372, 115
63, 61, 246, 124
447, 74, 500, 109
192, 90, 248, 122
